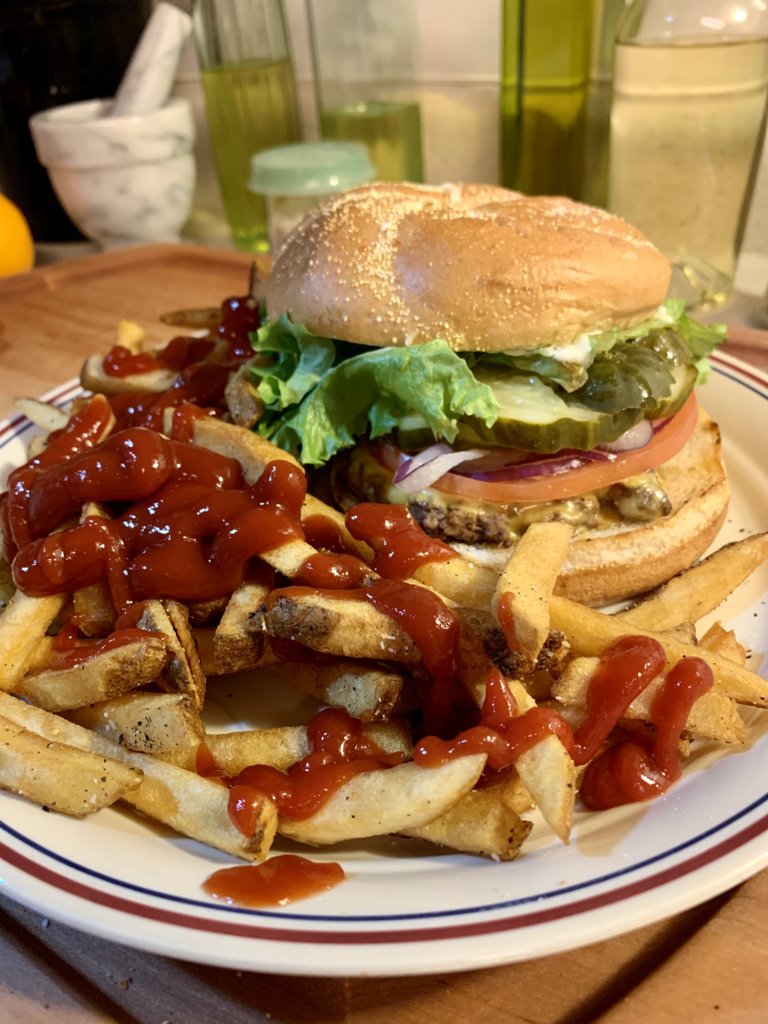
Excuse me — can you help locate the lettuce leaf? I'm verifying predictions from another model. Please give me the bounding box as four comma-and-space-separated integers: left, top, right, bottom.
249, 316, 499, 466
464, 300, 725, 390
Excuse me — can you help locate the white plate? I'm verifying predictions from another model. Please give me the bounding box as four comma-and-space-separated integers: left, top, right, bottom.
1, 353, 767, 978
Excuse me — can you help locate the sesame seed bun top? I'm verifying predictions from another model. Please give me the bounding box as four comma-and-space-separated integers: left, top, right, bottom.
266, 182, 671, 352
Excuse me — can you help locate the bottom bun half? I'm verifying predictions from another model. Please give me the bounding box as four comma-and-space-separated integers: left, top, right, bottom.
450, 409, 729, 606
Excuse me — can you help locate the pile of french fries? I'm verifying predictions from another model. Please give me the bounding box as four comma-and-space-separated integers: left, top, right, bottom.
1, 317, 767, 877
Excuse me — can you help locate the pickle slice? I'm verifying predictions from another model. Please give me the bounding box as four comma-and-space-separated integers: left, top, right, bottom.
395, 362, 696, 454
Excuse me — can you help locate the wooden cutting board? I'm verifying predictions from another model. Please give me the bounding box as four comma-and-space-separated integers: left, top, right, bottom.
0, 243, 256, 416
0, 244, 766, 1024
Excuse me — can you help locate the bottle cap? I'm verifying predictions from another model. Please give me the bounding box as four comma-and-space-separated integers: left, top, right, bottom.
248, 141, 376, 197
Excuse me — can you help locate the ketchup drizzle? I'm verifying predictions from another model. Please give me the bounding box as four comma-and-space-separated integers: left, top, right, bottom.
345, 503, 455, 579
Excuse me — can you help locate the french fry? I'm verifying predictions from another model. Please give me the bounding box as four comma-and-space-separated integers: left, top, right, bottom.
72, 501, 116, 637
265, 658, 407, 722
115, 319, 146, 353
224, 361, 265, 428
699, 622, 748, 665
205, 720, 411, 776
552, 656, 745, 744
550, 595, 768, 707
0, 714, 142, 816
258, 590, 420, 665
13, 397, 69, 434
280, 754, 486, 845
0, 561, 14, 607
193, 627, 216, 676
0, 590, 66, 691
501, 678, 575, 842
123, 755, 277, 861
14, 637, 168, 712
492, 522, 573, 673
67, 693, 205, 769
81, 353, 177, 396
411, 556, 497, 611
614, 532, 768, 630
212, 581, 269, 674
300, 494, 374, 564
0, 692, 275, 860
187, 415, 300, 482
128, 599, 205, 710
162, 600, 207, 711
402, 782, 533, 860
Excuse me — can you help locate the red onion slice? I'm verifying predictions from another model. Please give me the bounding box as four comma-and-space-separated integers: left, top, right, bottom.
599, 419, 653, 453
394, 443, 487, 493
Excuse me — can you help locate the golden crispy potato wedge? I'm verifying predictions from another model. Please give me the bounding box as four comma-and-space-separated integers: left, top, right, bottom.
122, 753, 276, 860
552, 656, 745, 744
402, 781, 533, 860
14, 397, 69, 434
72, 501, 116, 637
14, 637, 168, 712
205, 720, 411, 775
698, 622, 748, 666
280, 755, 487, 845
134, 600, 205, 711
0, 714, 142, 816
188, 415, 300, 483
412, 557, 497, 611
81, 353, 177, 396
614, 533, 768, 630
550, 596, 768, 707
300, 495, 373, 562
0, 591, 66, 691
0, 561, 16, 610
258, 590, 420, 665
212, 581, 269, 675
492, 522, 573, 674
499, 678, 576, 843
224, 361, 264, 428
0, 692, 275, 860
67, 693, 205, 769
266, 658, 406, 722
115, 319, 146, 353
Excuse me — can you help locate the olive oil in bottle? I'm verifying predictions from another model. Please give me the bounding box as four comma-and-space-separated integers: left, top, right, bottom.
319, 100, 423, 182
501, 0, 595, 199
200, 58, 301, 252
193, 0, 302, 252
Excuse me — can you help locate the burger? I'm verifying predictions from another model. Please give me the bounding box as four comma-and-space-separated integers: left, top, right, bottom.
249, 182, 728, 605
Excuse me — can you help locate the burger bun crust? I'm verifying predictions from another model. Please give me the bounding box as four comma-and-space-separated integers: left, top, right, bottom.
267, 182, 672, 353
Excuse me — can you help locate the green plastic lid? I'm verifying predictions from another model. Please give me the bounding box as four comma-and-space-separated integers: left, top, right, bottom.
248, 141, 376, 197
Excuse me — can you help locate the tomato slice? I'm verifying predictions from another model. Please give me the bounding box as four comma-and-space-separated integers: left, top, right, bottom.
378, 395, 699, 505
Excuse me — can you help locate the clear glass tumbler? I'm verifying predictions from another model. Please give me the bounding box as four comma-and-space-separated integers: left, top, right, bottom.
193, 0, 302, 252
306, 0, 423, 182
607, 0, 768, 312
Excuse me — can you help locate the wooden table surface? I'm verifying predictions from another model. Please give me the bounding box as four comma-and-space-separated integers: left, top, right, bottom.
1, 244, 767, 1024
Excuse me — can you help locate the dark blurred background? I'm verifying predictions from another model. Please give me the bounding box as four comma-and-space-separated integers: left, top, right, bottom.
0, 0, 152, 241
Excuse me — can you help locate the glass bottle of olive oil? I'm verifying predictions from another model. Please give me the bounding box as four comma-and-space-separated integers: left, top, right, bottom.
193, 0, 302, 252
307, 0, 424, 182
501, 0, 597, 200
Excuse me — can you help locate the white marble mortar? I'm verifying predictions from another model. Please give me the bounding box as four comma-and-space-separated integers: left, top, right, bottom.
29, 97, 196, 247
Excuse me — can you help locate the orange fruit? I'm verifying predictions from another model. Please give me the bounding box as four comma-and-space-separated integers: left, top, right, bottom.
0, 193, 35, 276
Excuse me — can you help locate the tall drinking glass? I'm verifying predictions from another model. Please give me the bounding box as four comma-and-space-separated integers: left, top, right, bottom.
608, 0, 768, 311
306, 0, 423, 182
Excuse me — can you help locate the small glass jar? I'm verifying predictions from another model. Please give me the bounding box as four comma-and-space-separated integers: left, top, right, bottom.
248, 140, 376, 251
